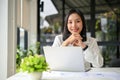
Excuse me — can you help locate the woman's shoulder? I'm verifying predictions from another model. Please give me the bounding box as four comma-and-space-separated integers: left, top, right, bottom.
54, 34, 63, 41
55, 34, 63, 38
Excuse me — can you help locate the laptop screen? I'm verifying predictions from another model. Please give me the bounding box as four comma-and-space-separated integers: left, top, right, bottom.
43, 46, 89, 72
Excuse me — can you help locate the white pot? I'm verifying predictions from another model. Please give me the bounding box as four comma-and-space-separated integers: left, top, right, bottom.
29, 72, 42, 80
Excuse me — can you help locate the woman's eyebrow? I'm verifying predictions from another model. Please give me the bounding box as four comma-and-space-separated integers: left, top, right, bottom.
76, 18, 81, 20
68, 18, 81, 21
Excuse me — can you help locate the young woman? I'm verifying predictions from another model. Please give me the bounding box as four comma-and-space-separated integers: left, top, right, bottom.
52, 9, 103, 68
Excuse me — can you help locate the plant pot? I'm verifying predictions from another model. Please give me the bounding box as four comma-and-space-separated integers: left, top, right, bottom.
29, 72, 42, 80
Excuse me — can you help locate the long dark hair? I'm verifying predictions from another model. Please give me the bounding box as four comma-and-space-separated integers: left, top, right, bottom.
63, 9, 87, 41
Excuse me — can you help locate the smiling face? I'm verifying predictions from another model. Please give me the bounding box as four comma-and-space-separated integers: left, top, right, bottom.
67, 13, 83, 34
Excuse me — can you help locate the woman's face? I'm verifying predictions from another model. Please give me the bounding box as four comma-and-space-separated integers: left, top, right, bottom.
67, 13, 83, 34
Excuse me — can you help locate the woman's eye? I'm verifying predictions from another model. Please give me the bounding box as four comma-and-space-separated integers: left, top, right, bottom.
68, 22, 72, 24
77, 20, 80, 22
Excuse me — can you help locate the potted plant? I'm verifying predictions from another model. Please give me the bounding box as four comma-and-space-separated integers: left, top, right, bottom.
19, 54, 49, 80
16, 42, 49, 80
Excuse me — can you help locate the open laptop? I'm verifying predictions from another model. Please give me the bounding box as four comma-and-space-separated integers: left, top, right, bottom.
43, 46, 90, 72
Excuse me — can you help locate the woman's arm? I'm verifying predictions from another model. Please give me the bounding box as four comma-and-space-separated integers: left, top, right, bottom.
83, 38, 103, 68
52, 35, 63, 47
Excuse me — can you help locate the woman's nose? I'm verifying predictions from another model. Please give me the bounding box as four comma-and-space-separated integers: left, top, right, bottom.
72, 22, 76, 27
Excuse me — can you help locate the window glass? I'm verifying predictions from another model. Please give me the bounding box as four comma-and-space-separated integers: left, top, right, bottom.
95, 11, 117, 41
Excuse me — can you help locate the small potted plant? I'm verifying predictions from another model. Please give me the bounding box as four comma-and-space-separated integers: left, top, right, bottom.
17, 42, 49, 80
19, 54, 49, 80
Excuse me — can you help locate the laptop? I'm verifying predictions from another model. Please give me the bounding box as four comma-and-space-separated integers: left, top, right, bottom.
43, 46, 90, 72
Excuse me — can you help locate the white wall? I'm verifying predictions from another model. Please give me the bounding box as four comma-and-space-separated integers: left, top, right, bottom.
28, 0, 37, 46
0, 0, 17, 80
0, 0, 8, 80
0, 0, 37, 79
7, 0, 17, 77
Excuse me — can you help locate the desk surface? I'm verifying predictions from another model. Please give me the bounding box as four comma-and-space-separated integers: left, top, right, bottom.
7, 67, 120, 80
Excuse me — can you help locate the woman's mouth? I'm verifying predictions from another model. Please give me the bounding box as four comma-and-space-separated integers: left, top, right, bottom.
72, 28, 79, 32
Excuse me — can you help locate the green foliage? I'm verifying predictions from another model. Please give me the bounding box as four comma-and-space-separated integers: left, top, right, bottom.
16, 42, 49, 73
19, 54, 49, 73
95, 9, 120, 66
41, 27, 53, 34
53, 22, 60, 34
16, 46, 28, 72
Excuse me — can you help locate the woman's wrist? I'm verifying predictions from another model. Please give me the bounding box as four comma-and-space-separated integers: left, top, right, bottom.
83, 45, 88, 51
79, 42, 86, 48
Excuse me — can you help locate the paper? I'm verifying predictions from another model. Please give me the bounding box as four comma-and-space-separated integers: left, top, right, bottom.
42, 71, 120, 80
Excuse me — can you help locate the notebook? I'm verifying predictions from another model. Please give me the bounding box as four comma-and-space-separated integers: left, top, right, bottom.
43, 46, 90, 72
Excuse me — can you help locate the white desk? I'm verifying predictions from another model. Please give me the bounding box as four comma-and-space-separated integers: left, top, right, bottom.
7, 68, 120, 80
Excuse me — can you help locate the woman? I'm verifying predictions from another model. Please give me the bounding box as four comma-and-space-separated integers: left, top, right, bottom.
52, 9, 103, 68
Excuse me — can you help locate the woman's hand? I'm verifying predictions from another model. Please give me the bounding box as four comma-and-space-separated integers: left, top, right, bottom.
72, 34, 86, 48
62, 34, 86, 48
73, 39, 86, 48
62, 34, 78, 46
